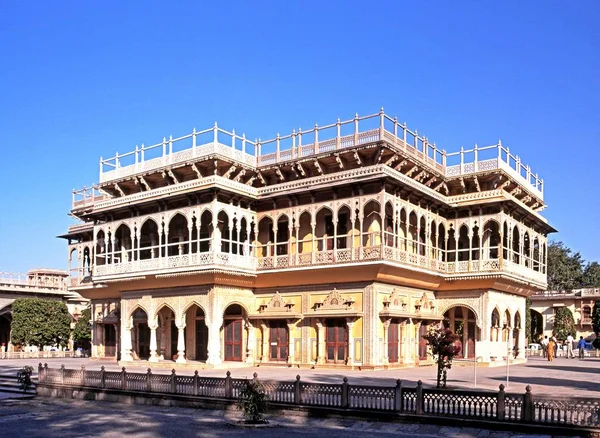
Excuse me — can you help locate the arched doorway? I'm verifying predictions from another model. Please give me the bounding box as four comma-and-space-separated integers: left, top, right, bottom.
530, 309, 543, 342
0, 308, 12, 349
444, 307, 477, 359
223, 304, 244, 361
131, 308, 150, 360
186, 304, 208, 361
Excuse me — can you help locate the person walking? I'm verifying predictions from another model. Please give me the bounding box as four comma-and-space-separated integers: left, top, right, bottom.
541, 336, 549, 358
547, 337, 556, 362
577, 336, 586, 360
0, 343, 5, 359
566, 333, 575, 359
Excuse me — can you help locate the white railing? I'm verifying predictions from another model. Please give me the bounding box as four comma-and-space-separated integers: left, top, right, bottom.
76, 109, 543, 206
93, 252, 257, 277
0, 272, 67, 290
87, 242, 545, 287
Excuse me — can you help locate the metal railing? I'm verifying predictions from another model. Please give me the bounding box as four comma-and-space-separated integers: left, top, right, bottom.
38, 364, 599, 429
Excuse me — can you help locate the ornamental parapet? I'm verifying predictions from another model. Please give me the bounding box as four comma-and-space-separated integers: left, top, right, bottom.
72, 109, 544, 211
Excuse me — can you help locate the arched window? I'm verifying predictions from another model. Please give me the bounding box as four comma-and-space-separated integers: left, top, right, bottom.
583, 305, 592, 323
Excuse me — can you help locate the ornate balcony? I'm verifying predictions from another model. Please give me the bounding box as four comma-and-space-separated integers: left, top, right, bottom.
81, 241, 546, 288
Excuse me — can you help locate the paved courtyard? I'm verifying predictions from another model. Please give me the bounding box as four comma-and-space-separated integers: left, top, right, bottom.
0, 397, 565, 437
1, 355, 598, 398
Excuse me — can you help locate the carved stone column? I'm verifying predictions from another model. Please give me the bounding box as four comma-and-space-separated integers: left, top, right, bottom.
120, 317, 133, 362
207, 316, 223, 366
176, 321, 187, 364
245, 320, 255, 364
403, 319, 414, 365
414, 321, 422, 362
346, 318, 355, 366
316, 319, 325, 365
287, 320, 297, 365
148, 317, 159, 363
261, 321, 269, 362
382, 318, 391, 365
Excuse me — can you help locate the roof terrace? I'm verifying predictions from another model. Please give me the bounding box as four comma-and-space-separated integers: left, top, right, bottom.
74, 109, 544, 207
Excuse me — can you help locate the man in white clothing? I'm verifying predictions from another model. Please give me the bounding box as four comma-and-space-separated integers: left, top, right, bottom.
566, 333, 575, 359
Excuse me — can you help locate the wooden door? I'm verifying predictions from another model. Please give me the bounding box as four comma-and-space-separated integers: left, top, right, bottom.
388, 322, 399, 362
195, 319, 208, 361
137, 323, 150, 359
104, 324, 117, 357
224, 319, 243, 361
325, 319, 348, 363
269, 321, 288, 361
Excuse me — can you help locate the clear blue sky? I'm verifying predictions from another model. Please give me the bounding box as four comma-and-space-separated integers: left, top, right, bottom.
1, 1, 599, 273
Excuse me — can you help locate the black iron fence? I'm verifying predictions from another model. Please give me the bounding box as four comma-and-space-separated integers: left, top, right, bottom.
37, 364, 599, 429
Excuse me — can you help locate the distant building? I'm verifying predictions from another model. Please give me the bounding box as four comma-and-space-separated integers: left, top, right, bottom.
61, 109, 553, 368
0, 269, 88, 351
530, 288, 599, 340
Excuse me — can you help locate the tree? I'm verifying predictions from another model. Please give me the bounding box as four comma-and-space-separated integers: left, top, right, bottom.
583, 262, 600, 288
547, 241, 584, 291
72, 307, 92, 347
553, 307, 575, 341
10, 299, 71, 348
592, 300, 600, 336
422, 324, 461, 388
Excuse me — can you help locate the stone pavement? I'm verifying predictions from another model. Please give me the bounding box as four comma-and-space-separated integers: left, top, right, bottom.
0, 397, 564, 438
2, 355, 599, 397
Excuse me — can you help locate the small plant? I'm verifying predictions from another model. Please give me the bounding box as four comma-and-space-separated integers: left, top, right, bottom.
422, 323, 461, 388
17, 365, 34, 392
236, 373, 268, 424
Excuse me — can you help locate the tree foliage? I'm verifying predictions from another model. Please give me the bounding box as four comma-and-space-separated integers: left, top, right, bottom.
553, 307, 575, 341
11, 299, 71, 348
72, 307, 92, 344
592, 300, 600, 336
547, 241, 584, 291
422, 324, 461, 388
237, 376, 268, 424
583, 262, 600, 288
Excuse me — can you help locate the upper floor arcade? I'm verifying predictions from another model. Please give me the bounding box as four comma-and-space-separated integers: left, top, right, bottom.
65, 187, 549, 291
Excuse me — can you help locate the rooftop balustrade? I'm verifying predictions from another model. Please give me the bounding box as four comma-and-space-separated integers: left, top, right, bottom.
0, 271, 67, 291
72, 110, 543, 209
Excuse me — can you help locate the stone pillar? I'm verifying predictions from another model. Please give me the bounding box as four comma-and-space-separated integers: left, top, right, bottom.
245, 320, 255, 364
414, 321, 422, 362
403, 319, 414, 365
148, 316, 159, 362
342, 319, 353, 366
382, 319, 391, 365
176, 321, 186, 364
261, 321, 269, 362
207, 316, 223, 366
316, 320, 325, 365
121, 317, 133, 362
287, 321, 296, 365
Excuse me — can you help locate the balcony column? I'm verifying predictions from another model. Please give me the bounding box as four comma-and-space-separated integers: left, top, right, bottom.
333, 216, 338, 255
245, 220, 252, 258
311, 221, 316, 264
350, 216, 356, 260
316, 319, 325, 365
129, 233, 135, 262
382, 318, 391, 365
136, 231, 141, 262
103, 235, 109, 264
468, 228, 473, 272
164, 230, 169, 260
148, 315, 159, 362
346, 318, 355, 366
403, 319, 414, 365
212, 216, 221, 254
413, 321, 422, 363
294, 224, 299, 265
519, 230, 524, 266
176, 320, 187, 364
358, 212, 364, 259
517, 322, 526, 359
273, 224, 278, 266
196, 216, 202, 254
188, 224, 193, 258
235, 217, 242, 256
398, 320, 405, 364
507, 226, 513, 263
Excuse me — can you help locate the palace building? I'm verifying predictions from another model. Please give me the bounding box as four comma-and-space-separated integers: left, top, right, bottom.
61, 109, 553, 368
